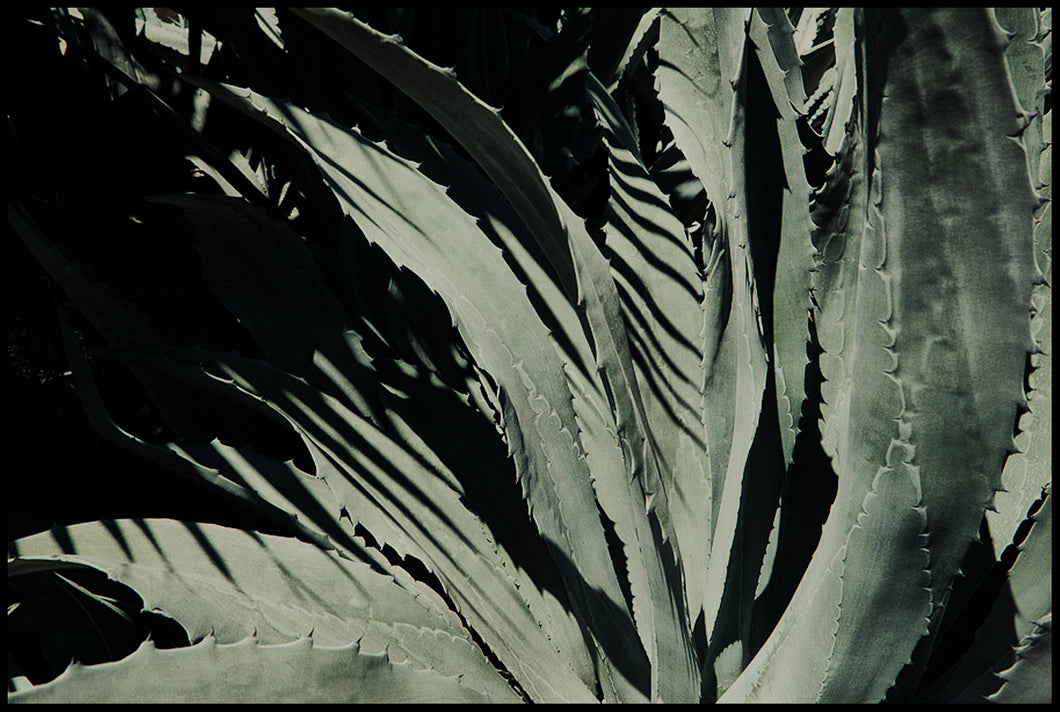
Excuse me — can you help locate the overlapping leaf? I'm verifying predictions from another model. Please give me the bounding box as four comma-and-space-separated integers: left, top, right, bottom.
656, 10, 780, 685
7, 518, 519, 702
7, 6, 1051, 705
722, 8, 1039, 702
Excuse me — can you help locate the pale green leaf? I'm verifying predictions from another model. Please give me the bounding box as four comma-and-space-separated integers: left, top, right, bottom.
723, 8, 1039, 702
189, 22, 695, 694
280, 13, 700, 700
109, 345, 600, 703
748, 8, 816, 471
8, 635, 503, 704
7, 519, 520, 702
657, 9, 773, 672
912, 491, 1051, 702
590, 74, 713, 645
987, 613, 1053, 704
288, 7, 580, 302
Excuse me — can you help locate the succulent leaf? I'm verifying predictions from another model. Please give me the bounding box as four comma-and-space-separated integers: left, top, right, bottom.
8, 6, 1050, 705
8, 634, 507, 704
722, 8, 1040, 702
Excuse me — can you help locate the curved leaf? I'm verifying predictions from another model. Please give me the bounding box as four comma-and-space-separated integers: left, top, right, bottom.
748, 8, 816, 471
589, 75, 713, 653
8, 635, 504, 704
722, 8, 1039, 702
656, 11, 776, 680
288, 7, 580, 302
101, 345, 600, 704
987, 613, 1053, 704
7, 519, 519, 702
280, 11, 703, 700
988, 5, 1052, 562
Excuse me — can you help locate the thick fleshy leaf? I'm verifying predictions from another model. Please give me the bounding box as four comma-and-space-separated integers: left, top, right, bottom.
748, 8, 816, 471
987, 613, 1053, 704
588, 74, 711, 697
930, 490, 1051, 703
288, 7, 580, 303
1004, 490, 1053, 655
102, 345, 599, 704
201, 351, 600, 703
50, 290, 328, 547
376, 93, 704, 705
9, 7, 1051, 706
988, 6, 1052, 563
657, 11, 777, 683
188, 51, 702, 704
8, 635, 504, 704
994, 7, 1050, 195
588, 8, 659, 91
279, 11, 702, 701
656, 7, 750, 212
722, 8, 1039, 702
7, 519, 519, 702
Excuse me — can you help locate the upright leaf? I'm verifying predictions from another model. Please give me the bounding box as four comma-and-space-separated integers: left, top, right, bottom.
589, 74, 714, 690
748, 8, 816, 471
258, 10, 703, 700
722, 8, 1039, 702
657, 11, 776, 682
988, 5, 1052, 563
987, 614, 1053, 704
186, 76, 657, 699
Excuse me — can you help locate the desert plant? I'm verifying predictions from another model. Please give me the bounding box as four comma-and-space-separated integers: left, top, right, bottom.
6, 6, 1051, 703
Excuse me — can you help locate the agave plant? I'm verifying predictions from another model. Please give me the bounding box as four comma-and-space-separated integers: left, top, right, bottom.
6, 6, 1051, 704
